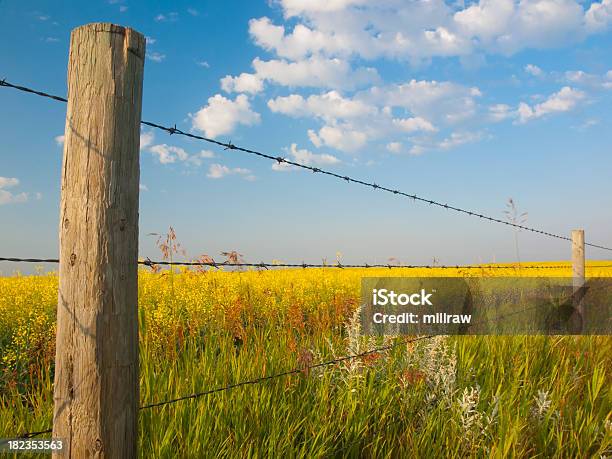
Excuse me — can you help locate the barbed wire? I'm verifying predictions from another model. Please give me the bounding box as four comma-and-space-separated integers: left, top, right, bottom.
140, 335, 434, 410
3, 256, 612, 270
2, 79, 611, 252
11, 335, 431, 438
0, 80, 67, 102
0, 257, 59, 263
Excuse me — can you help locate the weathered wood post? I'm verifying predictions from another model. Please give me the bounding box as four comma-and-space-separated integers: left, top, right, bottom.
571, 229, 585, 329
53, 23, 145, 458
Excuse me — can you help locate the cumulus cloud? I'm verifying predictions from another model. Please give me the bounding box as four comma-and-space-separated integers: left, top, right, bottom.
148, 144, 189, 164
272, 143, 340, 171
438, 131, 485, 149
525, 64, 543, 76
0, 177, 19, 189
140, 131, 155, 150
585, 0, 612, 32
191, 94, 260, 138
392, 117, 437, 133
517, 86, 585, 123
206, 163, 253, 179
185, 150, 215, 167
252, 56, 379, 90
221, 73, 264, 94
386, 142, 402, 153
54, 135, 65, 146
488, 103, 514, 122
268, 91, 375, 120
281, 0, 368, 17
0, 177, 29, 206
307, 126, 368, 152
185, 1, 612, 157
358, 80, 482, 125
248, 0, 610, 63
140, 130, 214, 166
564, 70, 612, 89
266, 80, 480, 152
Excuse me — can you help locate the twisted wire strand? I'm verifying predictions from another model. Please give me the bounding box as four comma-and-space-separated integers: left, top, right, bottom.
2, 79, 611, 251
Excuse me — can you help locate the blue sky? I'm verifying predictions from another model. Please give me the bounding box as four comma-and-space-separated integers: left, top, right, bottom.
1, 0, 611, 273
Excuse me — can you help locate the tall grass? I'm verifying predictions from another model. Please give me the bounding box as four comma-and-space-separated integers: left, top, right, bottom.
1, 264, 611, 457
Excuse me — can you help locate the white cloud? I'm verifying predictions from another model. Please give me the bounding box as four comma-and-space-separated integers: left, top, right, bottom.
149, 144, 189, 164
392, 116, 436, 133
187, 8, 199, 16
267, 80, 480, 153
191, 94, 261, 138
146, 52, 166, 63
386, 142, 402, 153
268, 91, 375, 120
140, 131, 155, 150
154, 12, 178, 22
206, 163, 253, 179
488, 103, 514, 122
307, 125, 368, 152
280, 0, 368, 17
0, 190, 28, 205
438, 131, 485, 149
0, 177, 19, 189
140, 129, 214, 167
221, 73, 264, 94
454, 0, 515, 42
517, 86, 585, 123
0, 177, 29, 206
197, 61, 210, 68
252, 56, 379, 90
196, 150, 215, 159
145, 36, 156, 45
54, 135, 65, 146
359, 80, 482, 125
185, 150, 215, 166
525, 64, 543, 76
564, 70, 612, 89
574, 118, 600, 130
248, 0, 609, 63
272, 143, 340, 171
585, 0, 612, 32
139, 184, 148, 191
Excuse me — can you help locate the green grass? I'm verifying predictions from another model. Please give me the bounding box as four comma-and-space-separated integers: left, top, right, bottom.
0, 269, 611, 457
2, 332, 610, 457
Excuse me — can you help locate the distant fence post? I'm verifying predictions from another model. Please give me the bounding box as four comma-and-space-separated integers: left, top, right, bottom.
53, 23, 145, 458
571, 229, 585, 329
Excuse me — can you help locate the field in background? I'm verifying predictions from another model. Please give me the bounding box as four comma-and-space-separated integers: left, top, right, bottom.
1, 263, 611, 457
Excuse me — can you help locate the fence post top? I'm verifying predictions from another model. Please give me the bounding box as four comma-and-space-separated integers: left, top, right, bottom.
71, 22, 138, 33
70, 23, 146, 47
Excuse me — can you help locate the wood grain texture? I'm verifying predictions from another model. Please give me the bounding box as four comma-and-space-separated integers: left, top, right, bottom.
572, 229, 586, 323
53, 23, 145, 459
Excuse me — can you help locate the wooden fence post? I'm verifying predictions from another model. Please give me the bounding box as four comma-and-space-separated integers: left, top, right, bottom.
53, 23, 145, 458
571, 229, 585, 329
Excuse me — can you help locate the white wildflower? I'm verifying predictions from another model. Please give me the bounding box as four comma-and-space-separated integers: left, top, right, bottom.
531, 389, 552, 421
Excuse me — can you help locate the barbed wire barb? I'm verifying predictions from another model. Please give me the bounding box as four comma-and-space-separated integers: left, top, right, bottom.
2, 78, 611, 251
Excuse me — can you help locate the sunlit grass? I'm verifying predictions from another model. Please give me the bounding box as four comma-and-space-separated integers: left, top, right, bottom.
1, 263, 611, 457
